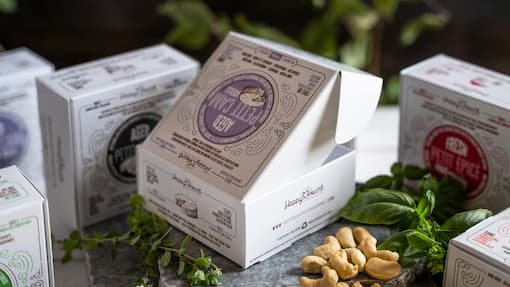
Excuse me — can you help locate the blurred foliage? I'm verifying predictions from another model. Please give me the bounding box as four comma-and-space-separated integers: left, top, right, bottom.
158, 0, 450, 105
0, 0, 16, 13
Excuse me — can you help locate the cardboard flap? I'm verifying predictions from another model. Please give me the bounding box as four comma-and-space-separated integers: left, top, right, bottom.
335, 69, 382, 144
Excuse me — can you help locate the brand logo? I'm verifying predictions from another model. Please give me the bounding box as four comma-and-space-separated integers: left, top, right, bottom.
177, 152, 211, 174
107, 112, 161, 183
197, 73, 274, 144
171, 173, 202, 194
442, 98, 480, 116
284, 184, 324, 210
424, 125, 488, 198
0, 112, 27, 168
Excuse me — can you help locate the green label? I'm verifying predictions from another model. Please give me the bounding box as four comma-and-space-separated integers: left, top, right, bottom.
0, 269, 12, 287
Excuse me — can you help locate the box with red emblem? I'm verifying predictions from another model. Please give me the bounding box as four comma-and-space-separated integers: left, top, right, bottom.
399, 54, 510, 212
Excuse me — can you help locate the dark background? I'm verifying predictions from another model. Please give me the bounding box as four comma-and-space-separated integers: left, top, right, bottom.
0, 0, 509, 77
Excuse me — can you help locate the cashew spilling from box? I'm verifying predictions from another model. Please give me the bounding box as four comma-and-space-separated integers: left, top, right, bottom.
357, 236, 377, 258
301, 255, 328, 274
336, 283, 349, 287
345, 248, 366, 272
336, 227, 356, 248
353, 226, 376, 244
351, 281, 363, 287
370, 283, 382, 287
365, 257, 401, 280
329, 252, 358, 280
300, 266, 339, 287
374, 249, 399, 262
313, 235, 341, 260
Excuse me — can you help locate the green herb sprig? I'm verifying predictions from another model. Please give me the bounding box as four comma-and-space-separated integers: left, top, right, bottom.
59, 194, 222, 286
339, 163, 492, 275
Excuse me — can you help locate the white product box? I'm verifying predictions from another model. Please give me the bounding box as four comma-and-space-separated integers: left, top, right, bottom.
0, 166, 54, 287
138, 32, 382, 267
444, 208, 510, 287
37, 44, 199, 239
0, 48, 53, 193
399, 55, 510, 212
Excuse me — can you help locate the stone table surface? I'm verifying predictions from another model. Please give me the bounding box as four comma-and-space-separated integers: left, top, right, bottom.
83, 215, 434, 287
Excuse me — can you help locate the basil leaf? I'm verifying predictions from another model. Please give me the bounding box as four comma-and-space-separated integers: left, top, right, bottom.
419, 174, 439, 194
361, 175, 393, 190
403, 164, 428, 180
433, 176, 465, 223
378, 230, 424, 264
390, 162, 402, 177
417, 190, 435, 218
339, 189, 417, 226
406, 230, 435, 250
439, 209, 492, 241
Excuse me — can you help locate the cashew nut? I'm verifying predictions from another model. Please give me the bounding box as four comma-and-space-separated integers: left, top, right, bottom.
313, 236, 341, 259
299, 266, 338, 287
336, 227, 356, 248
345, 248, 367, 272
365, 257, 401, 280
357, 236, 377, 259
370, 283, 382, 287
374, 250, 399, 262
301, 255, 328, 274
329, 252, 358, 280
353, 227, 376, 244
336, 283, 349, 287
336, 249, 348, 261
351, 282, 363, 287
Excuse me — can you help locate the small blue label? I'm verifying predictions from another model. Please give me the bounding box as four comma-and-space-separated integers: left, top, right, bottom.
0, 112, 27, 168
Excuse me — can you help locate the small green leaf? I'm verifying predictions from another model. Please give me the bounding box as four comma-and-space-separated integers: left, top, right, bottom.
419, 174, 439, 195
178, 258, 186, 275
417, 190, 435, 218
129, 235, 141, 246
180, 235, 192, 251
403, 165, 428, 180
400, 13, 448, 46
159, 250, 172, 267
339, 31, 372, 69
390, 162, 402, 177
361, 175, 393, 190
301, 17, 338, 59
0, 0, 16, 13
373, 0, 399, 20
86, 240, 98, 252
234, 14, 300, 48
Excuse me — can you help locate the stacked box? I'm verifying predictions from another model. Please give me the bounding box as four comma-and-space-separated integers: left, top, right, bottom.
444, 208, 510, 287
138, 32, 382, 267
37, 44, 199, 239
399, 55, 510, 212
0, 166, 54, 287
0, 48, 53, 192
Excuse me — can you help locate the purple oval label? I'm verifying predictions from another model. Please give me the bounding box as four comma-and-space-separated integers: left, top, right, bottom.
0, 112, 27, 168
198, 73, 274, 144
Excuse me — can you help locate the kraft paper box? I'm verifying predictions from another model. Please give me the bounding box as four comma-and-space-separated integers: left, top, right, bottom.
443, 208, 510, 287
138, 32, 382, 267
0, 48, 53, 193
37, 44, 199, 239
399, 55, 510, 212
0, 166, 54, 287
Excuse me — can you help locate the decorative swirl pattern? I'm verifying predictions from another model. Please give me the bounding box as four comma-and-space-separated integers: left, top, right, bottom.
279, 94, 297, 118
455, 258, 484, 287
245, 133, 272, 156
490, 147, 508, 173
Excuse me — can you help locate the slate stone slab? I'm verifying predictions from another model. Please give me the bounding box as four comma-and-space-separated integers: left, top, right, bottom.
85, 215, 432, 287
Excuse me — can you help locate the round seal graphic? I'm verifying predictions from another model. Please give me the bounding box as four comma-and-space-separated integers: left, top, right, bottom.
424, 125, 488, 198
107, 112, 161, 183
0, 112, 27, 168
0, 268, 13, 287
197, 73, 274, 144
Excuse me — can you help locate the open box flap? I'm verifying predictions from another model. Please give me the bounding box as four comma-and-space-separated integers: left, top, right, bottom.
335, 69, 382, 143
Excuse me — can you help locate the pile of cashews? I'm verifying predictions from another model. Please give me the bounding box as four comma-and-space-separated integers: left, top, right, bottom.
300, 226, 401, 287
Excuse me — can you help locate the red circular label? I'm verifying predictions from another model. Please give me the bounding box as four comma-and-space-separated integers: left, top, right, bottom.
424, 125, 488, 198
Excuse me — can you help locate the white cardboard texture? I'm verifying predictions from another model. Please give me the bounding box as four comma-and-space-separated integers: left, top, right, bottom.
138, 32, 381, 267
399, 54, 510, 212
444, 208, 510, 287
37, 44, 199, 239
0, 48, 54, 193
0, 166, 54, 287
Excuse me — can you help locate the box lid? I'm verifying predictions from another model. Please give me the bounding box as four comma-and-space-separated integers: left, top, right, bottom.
0, 165, 45, 212
0, 47, 53, 83
142, 32, 381, 199
37, 44, 198, 98
452, 208, 510, 272
401, 54, 510, 109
